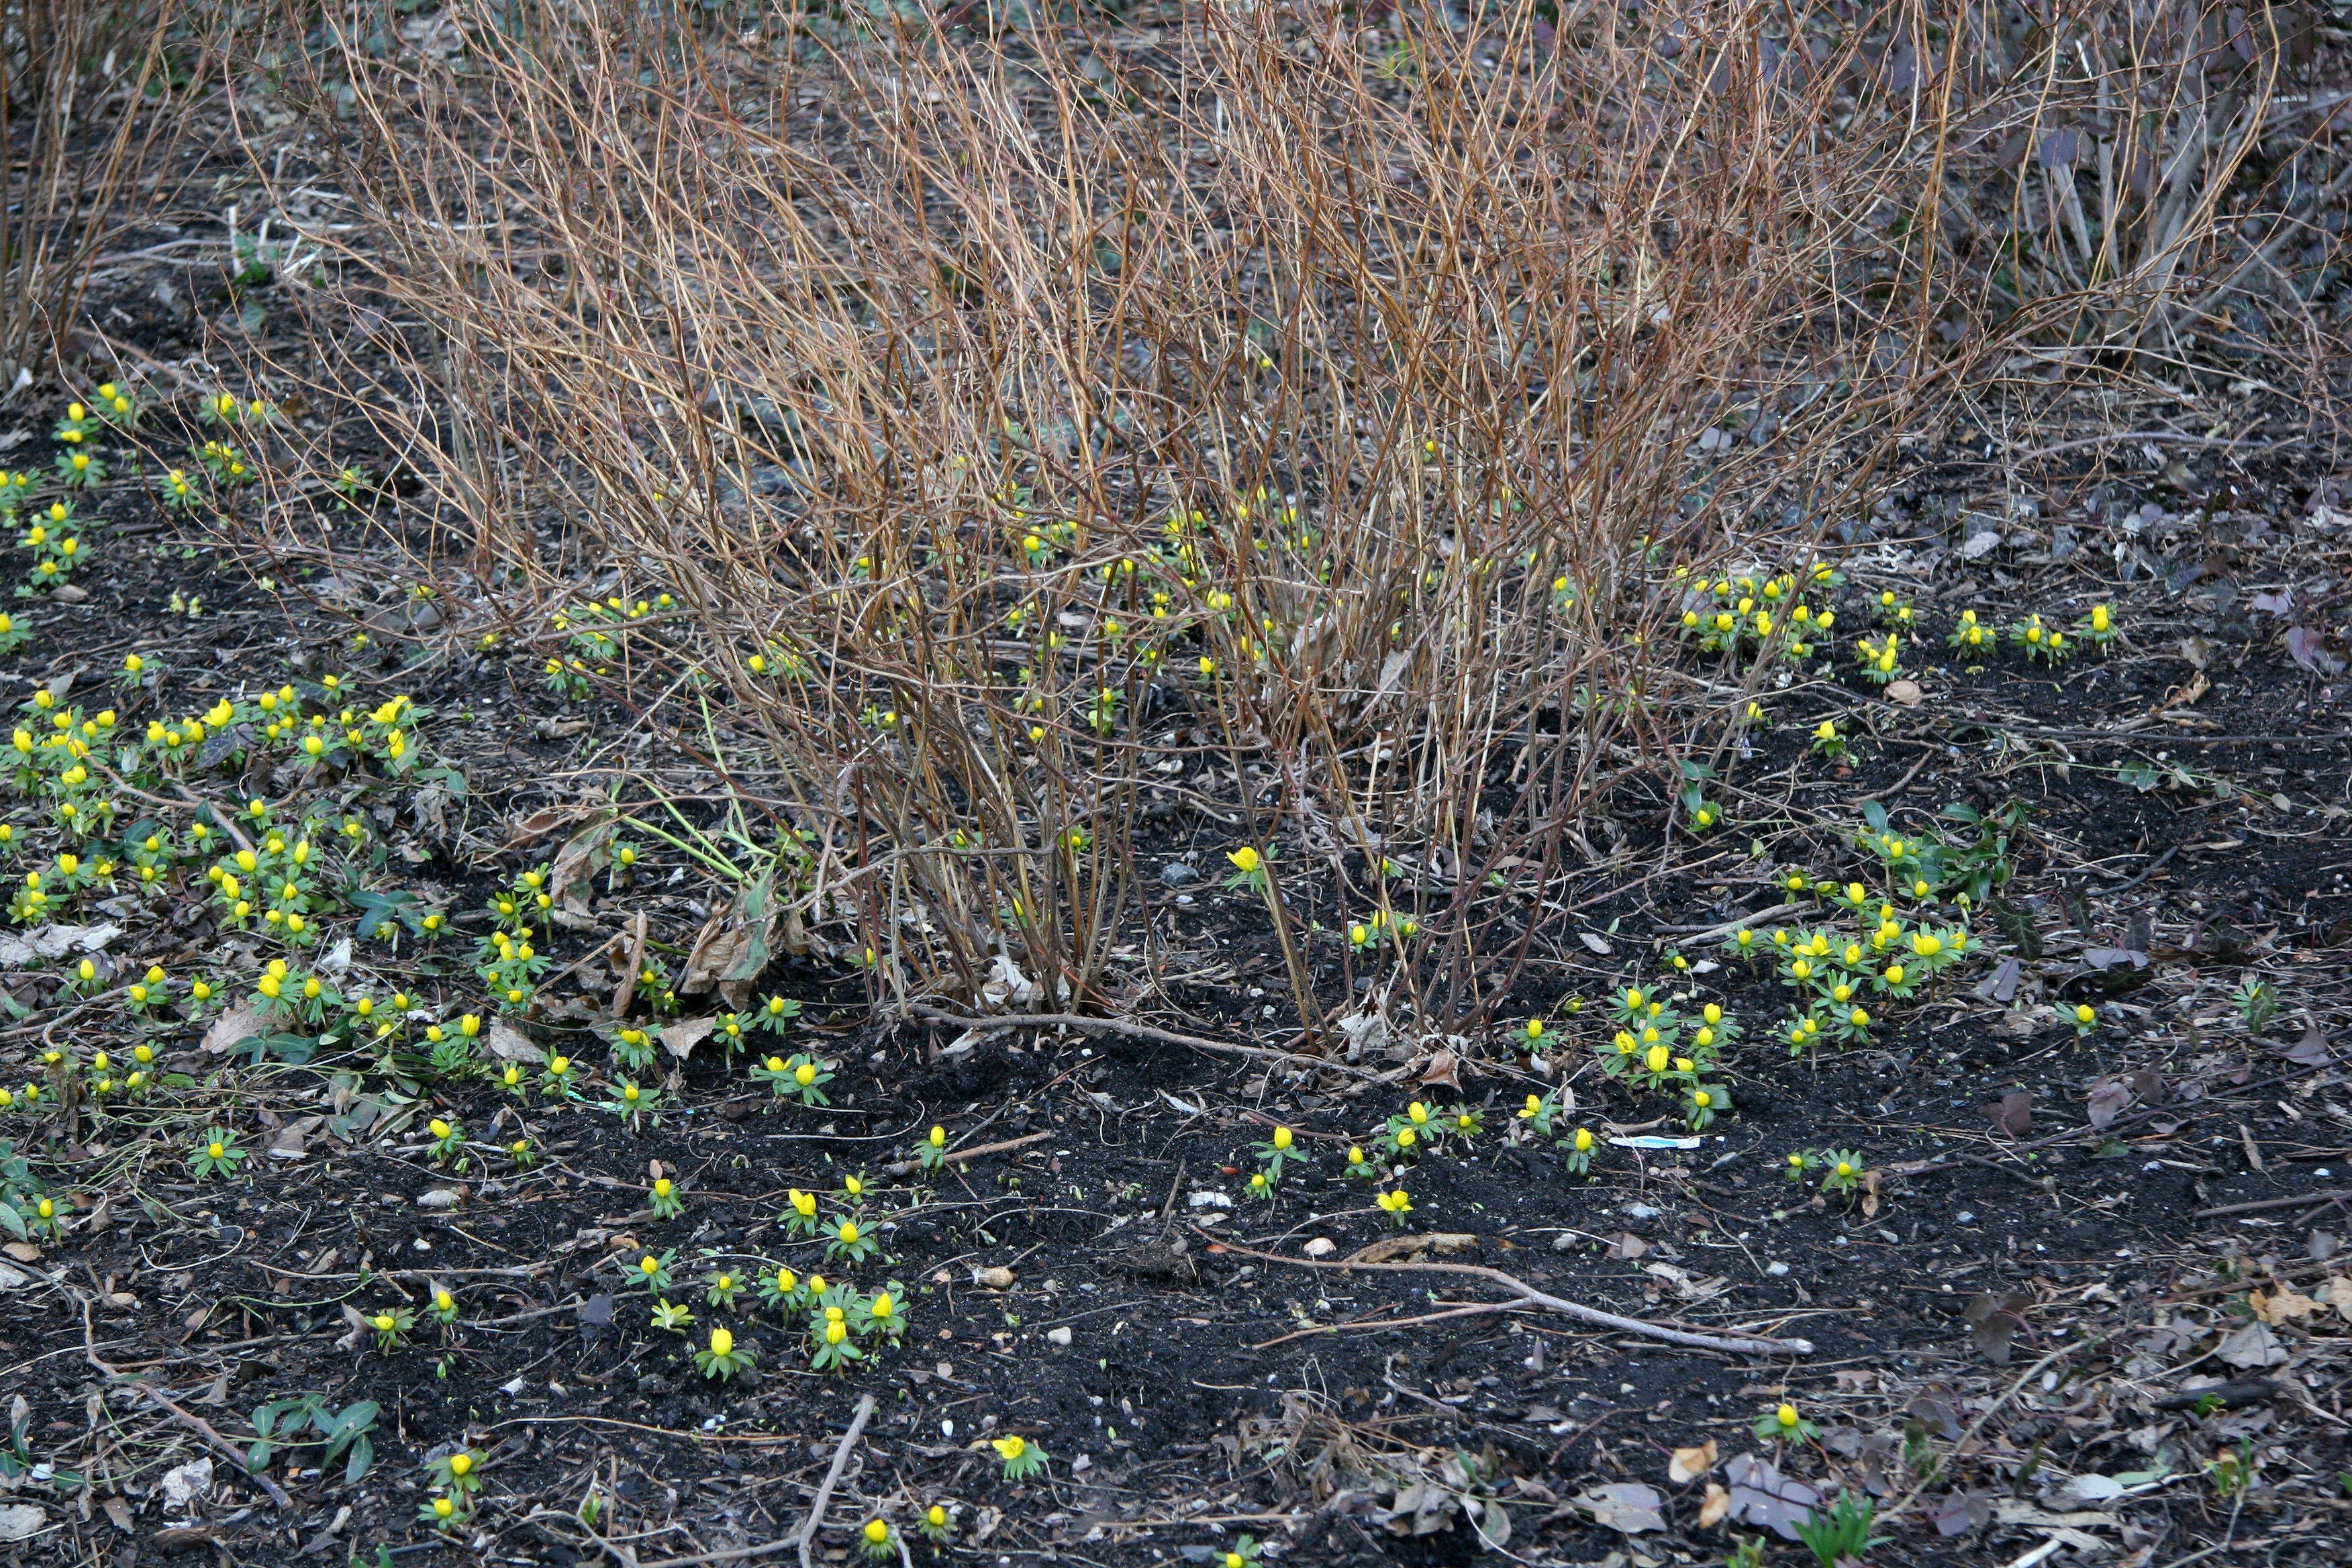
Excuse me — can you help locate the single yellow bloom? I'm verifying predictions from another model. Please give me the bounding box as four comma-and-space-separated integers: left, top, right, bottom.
1226, 846, 1261, 873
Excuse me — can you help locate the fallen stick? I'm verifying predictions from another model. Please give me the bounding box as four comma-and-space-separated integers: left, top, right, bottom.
903, 1003, 1384, 1081
2196, 1188, 2349, 1219
81, 1297, 295, 1512
880, 1130, 1050, 1177
141, 1387, 297, 1513
1206, 1235, 1813, 1357
618, 1391, 877, 1568
795, 1392, 877, 1568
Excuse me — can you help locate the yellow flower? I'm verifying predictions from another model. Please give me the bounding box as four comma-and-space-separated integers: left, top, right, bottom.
993, 1434, 1028, 1461
927, 1506, 947, 1528
1574, 1127, 1594, 1152
1814, 720, 1836, 740
930, 1125, 946, 1148
709, 1328, 733, 1358
640, 1256, 660, 1276
1272, 1126, 1292, 1150
448, 1453, 473, 1477
429, 1118, 452, 1140
1777, 1402, 1800, 1430
1912, 932, 1943, 957
1645, 1044, 1669, 1074
1376, 1188, 1412, 1214
1226, 846, 1261, 873
1408, 1101, 1429, 1125
865, 1520, 890, 1546
435, 1290, 455, 1312
2092, 604, 2110, 633
838, 1220, 861, 1245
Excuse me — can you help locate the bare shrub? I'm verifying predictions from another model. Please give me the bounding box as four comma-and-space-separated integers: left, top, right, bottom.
0, 0, 205, 387
250, 0, 2322, 1033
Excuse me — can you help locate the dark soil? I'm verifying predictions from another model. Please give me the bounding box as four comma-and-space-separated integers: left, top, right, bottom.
4, 37, 2352, 1568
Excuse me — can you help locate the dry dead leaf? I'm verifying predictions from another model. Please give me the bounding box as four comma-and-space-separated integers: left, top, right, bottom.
1669, 1438, 1719, 1484
2215, 1320, 2288, 1369
2251, 1286, 2321, 1324
2324, 1275, 2352, 1324
1576, 1482, 1664, 1534
200, 1001, 264, 1055
1610, 1231, 1649, 1261
1416, 1047, 1461, 1090
660, 1016, 716, 1061
1885, 678, 1923, 706
547, 817, 619, 930
1699, 1482, 1730, 1528
486, 1022, 545, 1065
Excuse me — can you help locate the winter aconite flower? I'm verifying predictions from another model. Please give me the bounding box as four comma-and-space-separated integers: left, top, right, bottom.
1755, 1400, 1820, 1441
992, 1433, 1046, 1481
694, 1325, 756, 1380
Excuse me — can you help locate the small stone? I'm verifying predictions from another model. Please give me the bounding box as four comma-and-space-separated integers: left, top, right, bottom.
1766, 1261, 1790, 1277
1303, 1237, 1336, 1258
1159, 861, 1200, 887
1046, 1326, 1073, 1346
636, 1374, 671, 1396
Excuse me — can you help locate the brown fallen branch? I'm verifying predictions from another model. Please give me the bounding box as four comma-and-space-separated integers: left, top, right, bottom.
80, 1296, 294, 1511
1205, 1234, 1813, 1357
140, 1387, 297, 1513
902, 1003, 1385, 1081
881, 1129, 1051, 1177
613, 1393, 878, 1568
1247, 1299, 1529, 1351
2196, 1188, 2349, 1219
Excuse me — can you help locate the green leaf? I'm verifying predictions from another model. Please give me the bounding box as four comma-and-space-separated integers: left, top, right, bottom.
0, 1203, 25, 1240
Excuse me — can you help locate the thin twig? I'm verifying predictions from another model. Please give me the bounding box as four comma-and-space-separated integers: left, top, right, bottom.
2196, 1189, 2349, 1220
608, 1391, 875, 1568
1247, 1299, 1527, 1351
1204, 1234, 1812, 1356
2002, 430, 2294, 463
795, 1392, 876, 1568
1878, 1330, 2109, 1528
880, 1130, 1051, 1177
901, 1004, 1384, 1081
